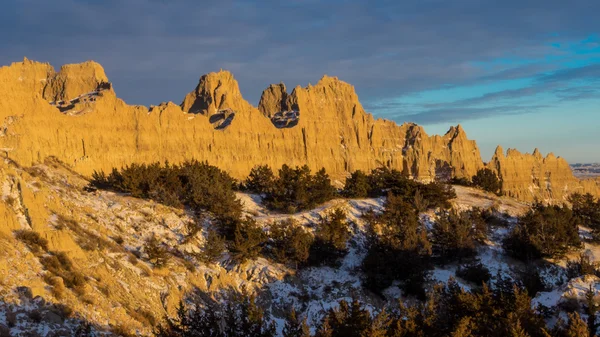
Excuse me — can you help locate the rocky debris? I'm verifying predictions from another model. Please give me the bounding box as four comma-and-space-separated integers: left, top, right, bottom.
0, 58, 597, 203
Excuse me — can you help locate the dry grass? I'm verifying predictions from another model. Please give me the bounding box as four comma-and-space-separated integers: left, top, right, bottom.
14, 230, 48, 255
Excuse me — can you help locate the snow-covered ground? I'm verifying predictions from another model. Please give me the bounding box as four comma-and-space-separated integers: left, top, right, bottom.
2, 159, 600, 336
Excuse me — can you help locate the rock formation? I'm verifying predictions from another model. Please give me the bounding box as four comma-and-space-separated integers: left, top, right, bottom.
0, 58, 598, 202
488, 146, 600, 202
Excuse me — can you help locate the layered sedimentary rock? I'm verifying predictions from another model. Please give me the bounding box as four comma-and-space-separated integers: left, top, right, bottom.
488, 147, 600, 202
0, 58, 597, 202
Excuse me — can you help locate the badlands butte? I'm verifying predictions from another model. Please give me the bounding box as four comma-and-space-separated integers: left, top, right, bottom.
0, 57, 598, 202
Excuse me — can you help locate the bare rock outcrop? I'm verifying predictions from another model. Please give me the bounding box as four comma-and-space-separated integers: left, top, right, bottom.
43, 61, 109, 102
488, 146, 600, 202
181, 70, 253, 116
0, 58, 597, 202
258, 83, 289, 117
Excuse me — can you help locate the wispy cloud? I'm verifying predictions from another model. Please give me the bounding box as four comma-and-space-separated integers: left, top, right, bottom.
1, 0, 600, 108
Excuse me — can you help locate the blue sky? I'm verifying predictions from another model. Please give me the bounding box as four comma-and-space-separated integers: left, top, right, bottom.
1, 0, 599, 163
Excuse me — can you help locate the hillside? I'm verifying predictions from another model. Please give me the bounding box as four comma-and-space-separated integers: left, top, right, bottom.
1, 158, 600, 336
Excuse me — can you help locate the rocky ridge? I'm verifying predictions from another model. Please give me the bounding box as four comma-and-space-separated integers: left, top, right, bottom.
0, 58, 598, 202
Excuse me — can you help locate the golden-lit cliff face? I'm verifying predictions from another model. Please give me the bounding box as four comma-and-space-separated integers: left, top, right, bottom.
0, 58, 597, 202
488, 147, 600, 202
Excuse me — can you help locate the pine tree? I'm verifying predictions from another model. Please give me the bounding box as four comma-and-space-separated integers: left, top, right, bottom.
508, 319, 530, 337
246, 165, 275, 195
199, 228, 226, 264
472, 168, 502, 195
343, 170, 370, 198
364, 310, 390, 337
239, 293, 276, 337
269, 219, 313, 267
311, 168, 336, 205
431, 209, 477, 262
450, 317, 474, 337
145, 233, 169, 268
316, 316, 334, 337
585, 283, 598, 336
283, 308, 311, 337
564, 312, 590, 337
230, 218, 267, 263
317, 208, 350, 251
308, 208, 350, 266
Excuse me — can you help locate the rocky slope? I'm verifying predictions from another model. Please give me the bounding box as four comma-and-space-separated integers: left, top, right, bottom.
3, 157, 600, 336
0, 157, 292, 335
0, 58, 597, 202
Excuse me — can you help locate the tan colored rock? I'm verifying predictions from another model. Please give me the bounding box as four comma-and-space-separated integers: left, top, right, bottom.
0, 58, 597, 202
43, 61, 109, 102
258, 83, 288, 117
180, 70, 253, 116
488, 146, 600, 202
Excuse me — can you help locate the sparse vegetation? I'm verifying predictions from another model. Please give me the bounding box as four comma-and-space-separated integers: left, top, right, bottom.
267, 218, 314, 267
90, 160, 242, 237
198, 228, 226, 264
503, 203, 581, 260
307, 208, 350, 267
255, 165, 336, 213
230, 218, 268, 263
431, 208, 487, 262
472, 168, 502, 195
56, 214, 117, 252
40, 251, 87, 295
566, 253, 600, 279
14, 230, 48, 255
361, 194, 432, 297
145, 234, 170, 268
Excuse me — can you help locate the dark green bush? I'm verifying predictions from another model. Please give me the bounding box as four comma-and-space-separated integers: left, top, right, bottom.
230, 218, 267, 263
198, 228, 226, 264
472, 168, 502, 195
503, 203, 581, 260
361, 194, 432, 297
450, 176, 472, 186
268, 218, 313, 267
307, 208, 350, 267
145, 234, 170, 268
262, 165, 336, 213
245, 165, 276, 195
456, 261, 491, 285
90, 160, 242, 237
431, 209, 487, 262
342, 170, 370, 198
343, 167, 456, 210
